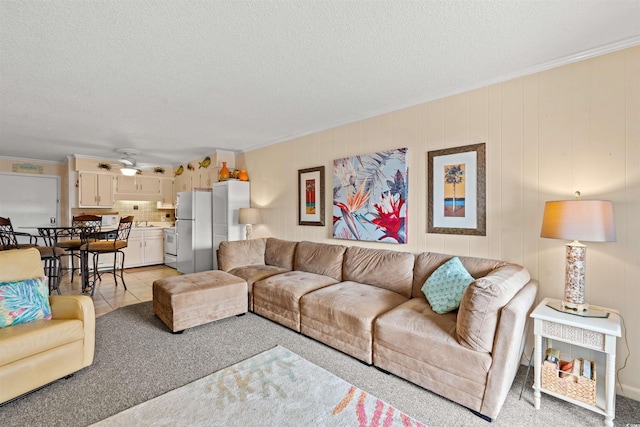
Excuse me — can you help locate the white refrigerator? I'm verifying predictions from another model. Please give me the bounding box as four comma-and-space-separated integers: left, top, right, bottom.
175, 191, 213, 274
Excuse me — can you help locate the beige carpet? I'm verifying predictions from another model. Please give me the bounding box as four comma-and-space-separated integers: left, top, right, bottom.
91, 345, 426, 426
1, 303, 638, 426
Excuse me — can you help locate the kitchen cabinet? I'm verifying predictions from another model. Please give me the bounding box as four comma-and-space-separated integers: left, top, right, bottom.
212, 181, 250, 268
193, 169, 216, 190
143, 230, 164, 264
122, 231, 144, 267
174, 174, 192, 195
115, 175, 161, 197
157, 178, 175, 209
79, 172, 114, 207
121, 229, 165, 268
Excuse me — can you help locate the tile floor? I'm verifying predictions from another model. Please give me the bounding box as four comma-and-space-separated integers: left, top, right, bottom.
57, 264, 181, 317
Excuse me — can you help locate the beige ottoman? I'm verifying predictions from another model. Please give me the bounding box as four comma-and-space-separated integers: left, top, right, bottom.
153, 270, 248, 333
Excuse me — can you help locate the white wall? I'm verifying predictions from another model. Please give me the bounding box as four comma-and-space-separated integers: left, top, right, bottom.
242, 46, 640, 400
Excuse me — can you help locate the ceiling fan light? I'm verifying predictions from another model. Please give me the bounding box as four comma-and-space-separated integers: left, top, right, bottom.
121, 167, 138, 176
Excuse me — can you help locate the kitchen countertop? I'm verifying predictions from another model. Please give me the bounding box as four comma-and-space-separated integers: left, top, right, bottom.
132, 222, 174, 230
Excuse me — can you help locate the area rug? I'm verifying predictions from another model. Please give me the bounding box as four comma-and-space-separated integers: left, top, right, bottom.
91, 345, 427, 426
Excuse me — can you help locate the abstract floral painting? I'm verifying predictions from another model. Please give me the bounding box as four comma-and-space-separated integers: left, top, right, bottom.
333, 148, 408, 244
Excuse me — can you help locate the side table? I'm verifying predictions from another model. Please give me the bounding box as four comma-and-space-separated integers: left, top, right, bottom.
531, 297, 621, 426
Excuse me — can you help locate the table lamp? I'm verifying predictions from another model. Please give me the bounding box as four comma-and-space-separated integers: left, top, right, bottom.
238, 208, 261, 240
540, 192, 615, 311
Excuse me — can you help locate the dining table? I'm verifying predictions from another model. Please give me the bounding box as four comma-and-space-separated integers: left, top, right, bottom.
22, 224, 105, 294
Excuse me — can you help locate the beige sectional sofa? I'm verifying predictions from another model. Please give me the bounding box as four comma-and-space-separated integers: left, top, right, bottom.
217, 237, 537, 421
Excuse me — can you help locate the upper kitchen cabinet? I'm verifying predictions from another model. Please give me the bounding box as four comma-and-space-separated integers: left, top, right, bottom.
79, 172, 114, 207
174, 174, 192, 195
192, 168, 216, 190
157, 178, 175, 209
114, 175, 162, 201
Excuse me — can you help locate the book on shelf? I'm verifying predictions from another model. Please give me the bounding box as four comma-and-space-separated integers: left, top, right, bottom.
582, 359, 593, 380
545, 348, 560, 366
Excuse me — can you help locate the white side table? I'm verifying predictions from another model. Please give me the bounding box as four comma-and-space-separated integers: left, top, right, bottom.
531, 297, 621, 426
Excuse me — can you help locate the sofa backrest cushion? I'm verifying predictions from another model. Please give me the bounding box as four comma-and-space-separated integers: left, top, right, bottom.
265, 238, 297, 270
294, 241, 346, 281
217, 239, 266, 272
412, 252, 504, 298
0, 248, 44, 282
456, 263, 531, 353
343, 246, 414, 298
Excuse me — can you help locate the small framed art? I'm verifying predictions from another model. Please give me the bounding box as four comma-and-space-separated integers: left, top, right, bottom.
298, 166, 325, 226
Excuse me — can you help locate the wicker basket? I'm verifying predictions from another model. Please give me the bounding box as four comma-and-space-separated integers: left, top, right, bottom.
542, 359, 596, 406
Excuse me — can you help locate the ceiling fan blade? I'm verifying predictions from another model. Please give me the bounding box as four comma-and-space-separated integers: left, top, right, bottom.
120, 157, 136, 167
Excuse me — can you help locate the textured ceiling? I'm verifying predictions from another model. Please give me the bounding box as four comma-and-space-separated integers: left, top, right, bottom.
1, 1, 639, 166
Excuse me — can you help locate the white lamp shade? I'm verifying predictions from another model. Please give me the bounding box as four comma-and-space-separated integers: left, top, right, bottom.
238, 208, 261, 225
540, 200, 616, 242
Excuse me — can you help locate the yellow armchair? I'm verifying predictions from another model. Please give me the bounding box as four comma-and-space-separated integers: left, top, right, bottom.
0, 248, 95, 404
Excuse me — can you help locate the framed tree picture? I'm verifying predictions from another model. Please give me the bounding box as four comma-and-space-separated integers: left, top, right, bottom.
298, 166, 325, 226
427, 143, 486, 235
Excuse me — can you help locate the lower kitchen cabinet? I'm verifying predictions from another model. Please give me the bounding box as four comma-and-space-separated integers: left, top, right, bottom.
142, 230, 164, 265
123, 232, 144, 267
91, 229, 165, 271
122, 229, 164, 268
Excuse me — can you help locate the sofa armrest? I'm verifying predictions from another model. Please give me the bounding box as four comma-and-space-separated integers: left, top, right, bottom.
479, 280, 538, 419
50, 295, 95, 367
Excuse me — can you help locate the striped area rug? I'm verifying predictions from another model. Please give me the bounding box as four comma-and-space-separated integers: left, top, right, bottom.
91, 345, 427, 426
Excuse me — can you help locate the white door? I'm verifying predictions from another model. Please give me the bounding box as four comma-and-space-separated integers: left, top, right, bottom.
0, 172, 59, 239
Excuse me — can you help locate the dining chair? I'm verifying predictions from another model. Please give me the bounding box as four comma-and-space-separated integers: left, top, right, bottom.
81, 216, 133, 295
0, 216, 64, 294
0, 216, 37, 249
55, 215, 102, 283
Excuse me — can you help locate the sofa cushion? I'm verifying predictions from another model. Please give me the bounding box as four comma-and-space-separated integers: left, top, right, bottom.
300, 281, 408, 364
343, 246, 414, 298
373, 298, 492, 405
0, 277, 52, 328
412, 252, 504, 298
421, 257, 474, 314
218, 239, 266, 272
253, 271, 338, 332
456, 263, 531, 352
265, 238, 297, 270
0, 318, 84, 366
229, 265, 290, 311
294, 241, 346, 281
0, 248, 44, 283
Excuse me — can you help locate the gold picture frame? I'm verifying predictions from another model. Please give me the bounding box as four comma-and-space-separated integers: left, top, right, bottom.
428, 143, 486, 235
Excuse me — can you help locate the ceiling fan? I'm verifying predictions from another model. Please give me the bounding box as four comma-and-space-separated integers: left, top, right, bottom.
95, 148, 167, 175
113, 148, 155, 176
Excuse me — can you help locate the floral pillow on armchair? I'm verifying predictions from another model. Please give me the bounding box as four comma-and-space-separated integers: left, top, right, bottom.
0, 277, 52, 328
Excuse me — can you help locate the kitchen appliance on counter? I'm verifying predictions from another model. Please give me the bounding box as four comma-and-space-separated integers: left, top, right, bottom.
163, 227, 177, 269
175, 191, 213, 274
101, 214, 119, 228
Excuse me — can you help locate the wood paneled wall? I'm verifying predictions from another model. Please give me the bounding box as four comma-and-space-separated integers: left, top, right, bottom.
243, 46, 640, 399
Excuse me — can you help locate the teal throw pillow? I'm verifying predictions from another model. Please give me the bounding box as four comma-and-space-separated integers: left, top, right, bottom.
0, 277, 52, 328
421, 257, 474, 314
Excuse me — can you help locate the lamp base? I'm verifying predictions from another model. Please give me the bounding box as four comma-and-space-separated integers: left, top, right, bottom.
564, 241, 587, 308
546, 300, 609, 318
562, 300, 589, 312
